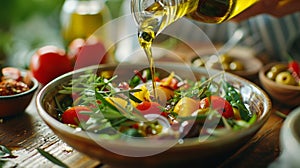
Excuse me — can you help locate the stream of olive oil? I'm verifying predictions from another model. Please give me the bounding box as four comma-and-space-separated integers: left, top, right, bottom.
138, 31, 157, 100
137, 1, 198, 100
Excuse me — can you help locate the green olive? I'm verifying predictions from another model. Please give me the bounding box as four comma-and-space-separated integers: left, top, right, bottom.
229, 61, 244, 71
221, 62, 230, 71
267, 64, 287, 80
192, 58, 205, 67
270, 64, 287, 73
275, 71, 296, 86
266, 71, 277, 80
219, 54, 233, 63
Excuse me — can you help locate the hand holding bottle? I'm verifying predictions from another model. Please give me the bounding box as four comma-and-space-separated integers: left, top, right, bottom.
231, 0, 300, 22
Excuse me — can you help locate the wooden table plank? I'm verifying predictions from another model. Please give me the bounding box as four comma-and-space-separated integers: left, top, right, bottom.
0, 100, 101, 168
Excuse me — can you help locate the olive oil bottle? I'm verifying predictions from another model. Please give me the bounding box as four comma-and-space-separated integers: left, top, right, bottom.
132, 0, 258, 100
61, 0, 111, 45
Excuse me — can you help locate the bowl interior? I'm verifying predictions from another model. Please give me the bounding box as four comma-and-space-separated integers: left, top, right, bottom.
37, 63, 271, 165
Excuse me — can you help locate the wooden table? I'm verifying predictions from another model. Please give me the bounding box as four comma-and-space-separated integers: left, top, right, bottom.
0, 85, 294, 168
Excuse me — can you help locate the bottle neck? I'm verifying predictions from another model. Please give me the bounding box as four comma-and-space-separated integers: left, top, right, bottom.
132, 0, 198, 36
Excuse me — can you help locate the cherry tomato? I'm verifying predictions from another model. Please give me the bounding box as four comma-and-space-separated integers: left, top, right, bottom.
61, 106, 92, 126
161, 77, 179, 90
68, 38, 108, 69
30, 45, 73, 85
199, 95, 234, 118
136, 101, 163, 116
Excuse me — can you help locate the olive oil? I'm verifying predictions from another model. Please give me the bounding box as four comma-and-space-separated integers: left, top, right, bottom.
138, 31, 157, 99
136, 1, 198, 100
61, 0, 111, 44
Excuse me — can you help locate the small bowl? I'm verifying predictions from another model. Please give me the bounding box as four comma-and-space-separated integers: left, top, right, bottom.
269, 106, 300, 168
259, 62, 300, 106
191, 46, 263, 81
0, 70, 39, 117
36, 63, 271, 167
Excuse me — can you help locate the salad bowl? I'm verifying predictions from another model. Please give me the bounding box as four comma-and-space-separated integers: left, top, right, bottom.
36, 63, 271, 167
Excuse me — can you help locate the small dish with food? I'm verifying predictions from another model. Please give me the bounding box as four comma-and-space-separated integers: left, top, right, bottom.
259, 61, 300, 106
191, 46, 263, 81
0, 67, 39, 117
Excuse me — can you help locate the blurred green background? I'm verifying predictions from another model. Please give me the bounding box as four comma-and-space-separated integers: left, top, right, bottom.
0, 0, 123, 68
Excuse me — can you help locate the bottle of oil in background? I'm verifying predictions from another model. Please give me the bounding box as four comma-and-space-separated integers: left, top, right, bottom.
60, 0, 111, 45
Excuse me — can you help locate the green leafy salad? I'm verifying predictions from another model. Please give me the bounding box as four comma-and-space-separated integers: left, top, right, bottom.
55, 68, 257, 140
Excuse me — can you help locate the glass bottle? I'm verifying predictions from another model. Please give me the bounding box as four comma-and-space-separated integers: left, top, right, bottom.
60, 0, 111, 45
131, 0, 259, 39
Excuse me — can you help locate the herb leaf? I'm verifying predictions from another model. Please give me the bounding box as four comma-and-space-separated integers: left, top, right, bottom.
0, 145, 12, 157
0, 145, 16, 158
37, 148, 69, 168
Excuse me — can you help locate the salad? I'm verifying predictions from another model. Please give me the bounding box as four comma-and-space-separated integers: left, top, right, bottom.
56, 68, 257, 140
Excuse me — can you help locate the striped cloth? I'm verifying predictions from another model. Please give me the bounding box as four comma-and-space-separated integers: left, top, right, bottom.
192, 12, 300, 61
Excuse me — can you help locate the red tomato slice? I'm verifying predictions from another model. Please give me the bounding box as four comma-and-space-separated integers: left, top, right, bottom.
61, 106, 92, 126
136, 101, 163, 116
30, 45, 73, 85
199, 95, 234, 118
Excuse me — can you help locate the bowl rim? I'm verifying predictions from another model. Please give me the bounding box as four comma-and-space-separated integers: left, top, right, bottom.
36, 63, 272, 149
281, 107, 300, 144
259, 62, 300, 91
0, 70, 39, 99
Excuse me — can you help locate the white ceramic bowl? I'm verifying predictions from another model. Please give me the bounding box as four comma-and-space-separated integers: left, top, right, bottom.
269, 106, 300, 168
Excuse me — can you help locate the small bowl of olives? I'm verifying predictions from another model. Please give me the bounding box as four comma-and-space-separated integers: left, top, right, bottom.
192, 49, 263, 81
259, 62, 300, 106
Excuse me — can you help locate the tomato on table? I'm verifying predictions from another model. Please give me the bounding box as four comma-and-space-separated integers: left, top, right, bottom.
30, 45, 73, 85
61, 106, 92, 126
68, 38, 108, 69
199, 95, 234, 118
